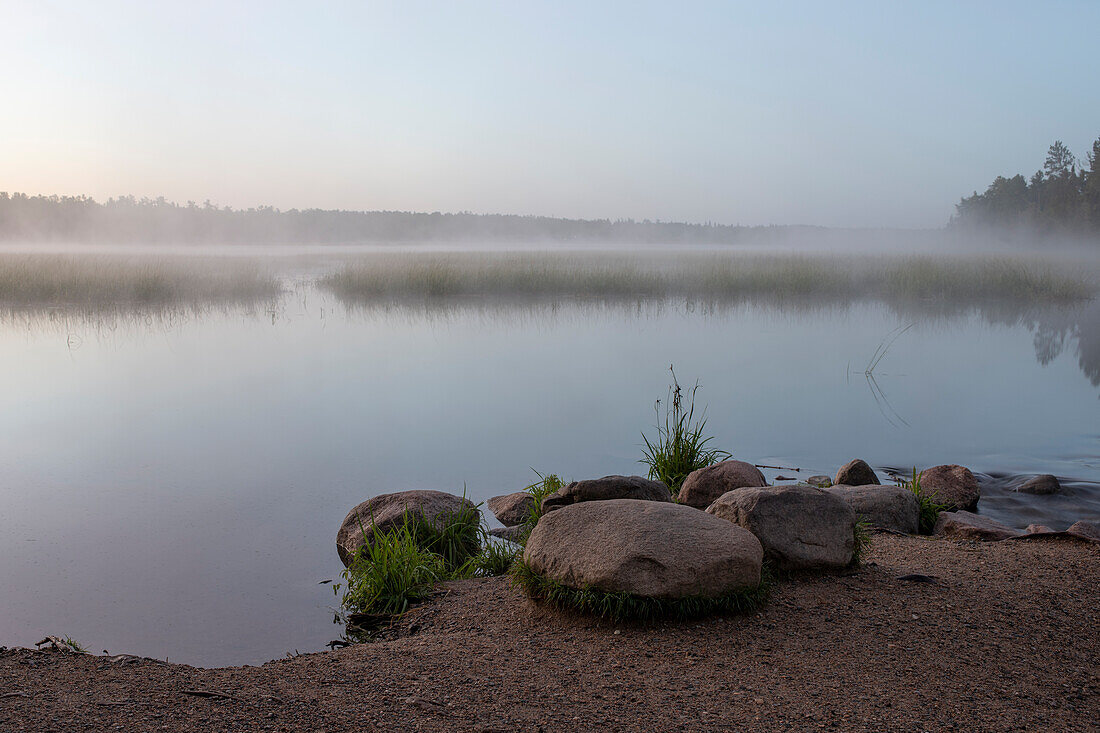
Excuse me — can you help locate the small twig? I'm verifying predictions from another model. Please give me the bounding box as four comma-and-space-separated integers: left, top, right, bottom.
2, 691, 31, 699
180, 689, 242, 702
754, 464, 800, 471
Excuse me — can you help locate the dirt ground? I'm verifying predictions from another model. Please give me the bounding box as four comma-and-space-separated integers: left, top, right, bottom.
1, 533, 1097, 732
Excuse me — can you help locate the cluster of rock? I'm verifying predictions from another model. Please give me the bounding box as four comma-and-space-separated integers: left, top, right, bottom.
334, 458, 1099, 608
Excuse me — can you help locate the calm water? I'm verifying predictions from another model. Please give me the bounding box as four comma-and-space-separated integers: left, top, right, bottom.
1, 267, 1098, 666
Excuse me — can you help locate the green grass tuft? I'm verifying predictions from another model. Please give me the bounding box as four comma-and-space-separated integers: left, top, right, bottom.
899, 468, 949, 535
640, 366, 730, 497
337, 524, 446, 616
509, 558, 770, 623
851, 518, 872, 566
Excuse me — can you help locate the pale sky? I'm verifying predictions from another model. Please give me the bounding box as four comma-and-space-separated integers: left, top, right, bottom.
2, 1, 1098, 228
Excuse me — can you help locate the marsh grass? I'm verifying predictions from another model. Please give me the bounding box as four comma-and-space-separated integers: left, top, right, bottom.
337, 523, 446, 616
899, 468, 948, 534
509, 558, 771, 622
320, 252, 1096, 307
640, 367, 730, 496
514, 471, 567, 543
0, 254, 281, 310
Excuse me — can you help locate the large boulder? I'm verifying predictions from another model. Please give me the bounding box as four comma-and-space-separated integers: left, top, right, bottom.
706, 484, 857, 571
826, 484, 920, 534
1016, 474, 1061, 495
677, 460, 767, 509
541, 475, 670, 513
933, 511, 1022, 541
524, 499, 762, 597
919, 465, 980, 511
487, 492, 535, 527
336, 490, 479, 567
834, 459, 880, 487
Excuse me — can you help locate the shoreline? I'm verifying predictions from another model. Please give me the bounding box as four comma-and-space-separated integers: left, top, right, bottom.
2, 533, 1097, 731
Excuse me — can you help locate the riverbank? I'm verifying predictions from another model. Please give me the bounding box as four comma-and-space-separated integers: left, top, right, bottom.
2, 533, 1096, 732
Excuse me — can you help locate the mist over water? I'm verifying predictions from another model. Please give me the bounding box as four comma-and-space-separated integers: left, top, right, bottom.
0, 244, 1097, 665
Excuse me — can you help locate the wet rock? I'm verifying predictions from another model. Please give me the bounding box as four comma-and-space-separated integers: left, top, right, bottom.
834, 459, 880, 487
706, 484, 856, 571
805, 475, 833, 488
919, 465, 980, 512
1016, 474, 1061, 495
336, 490, 479, 567
524, 499, 762, 597
541, 475, 670, 513
826, 484, 919, 534
487, 492, 535, 527
489, 525, 528, 544
933, 510, 1022, 541
677, 460, 767, 509
1067, 521, 1100, 541
1025, 524, 1055, 534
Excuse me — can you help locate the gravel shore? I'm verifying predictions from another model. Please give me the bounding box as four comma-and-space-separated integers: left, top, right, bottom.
2, 533, 1097, 732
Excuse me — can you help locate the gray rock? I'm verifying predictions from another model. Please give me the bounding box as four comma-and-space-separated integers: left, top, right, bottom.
487, 492, 535, 527
805, 475, 833, 488
490, 525, 528, 544
541, 475, 671, 513
523, 499, 762, 598
919, 465, 981, 512
706, 484, 856, 571
1067, 520, 1100, 541
834, 459, 880, 487
1016, 474, 1061, 495
1025, 524, 1055, 534
336, 490, 479, 567
677, 460, 767, 509
933, 511, 1022, 541
826, 484, 919, 534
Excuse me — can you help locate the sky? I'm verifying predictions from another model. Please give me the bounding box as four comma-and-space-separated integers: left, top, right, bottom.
1, 1, 1098, 229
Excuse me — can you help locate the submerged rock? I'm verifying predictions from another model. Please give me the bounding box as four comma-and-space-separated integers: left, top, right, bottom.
677, 460, 767, 509
524, 499, 762, 597
541, 475, 670, 513
933, 511, 1021, 541
834, 459, 880, 487
336, 490, 479, 567
826, 484, 919, 534
487, 492, 535, 527
919, 465, 981, 512
706, 484, 856, 571
1016, 474, 1061, 495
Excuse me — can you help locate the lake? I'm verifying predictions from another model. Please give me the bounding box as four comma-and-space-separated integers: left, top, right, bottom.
1, 246, 1098, 666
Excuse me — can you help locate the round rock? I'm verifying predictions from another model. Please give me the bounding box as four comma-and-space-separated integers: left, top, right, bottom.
706, 484, 856, 571
1016, 474, 1061, 495
541, 475, 670, 513
826, 484, 920, 534
919, 465, 980, 511
523, 499, 763, 598
336, 490, 479, 567
834, 459, 880, 487
677, 460, 767, 509
487, 492, 535, 527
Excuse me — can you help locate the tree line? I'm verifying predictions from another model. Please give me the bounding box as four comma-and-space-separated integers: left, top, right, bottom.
952, 137, 1100, 236
0, 193, 821, 245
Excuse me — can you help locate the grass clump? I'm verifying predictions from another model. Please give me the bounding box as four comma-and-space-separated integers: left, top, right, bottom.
513, 470, 567, 544
509, 558, 770, 623
851, 518, 872, 566
402, 502, 482, 574
463, 540, 522, 577
899, 468, 948, 534
337, 523, 446, 616
640, 366, 730, 497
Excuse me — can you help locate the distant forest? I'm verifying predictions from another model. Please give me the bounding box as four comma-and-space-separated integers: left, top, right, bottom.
0, 192, 827, 245
952, 136, 1100, 236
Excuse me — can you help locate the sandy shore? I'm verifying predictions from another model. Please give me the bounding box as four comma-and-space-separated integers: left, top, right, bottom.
1, 533, 1097, 732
